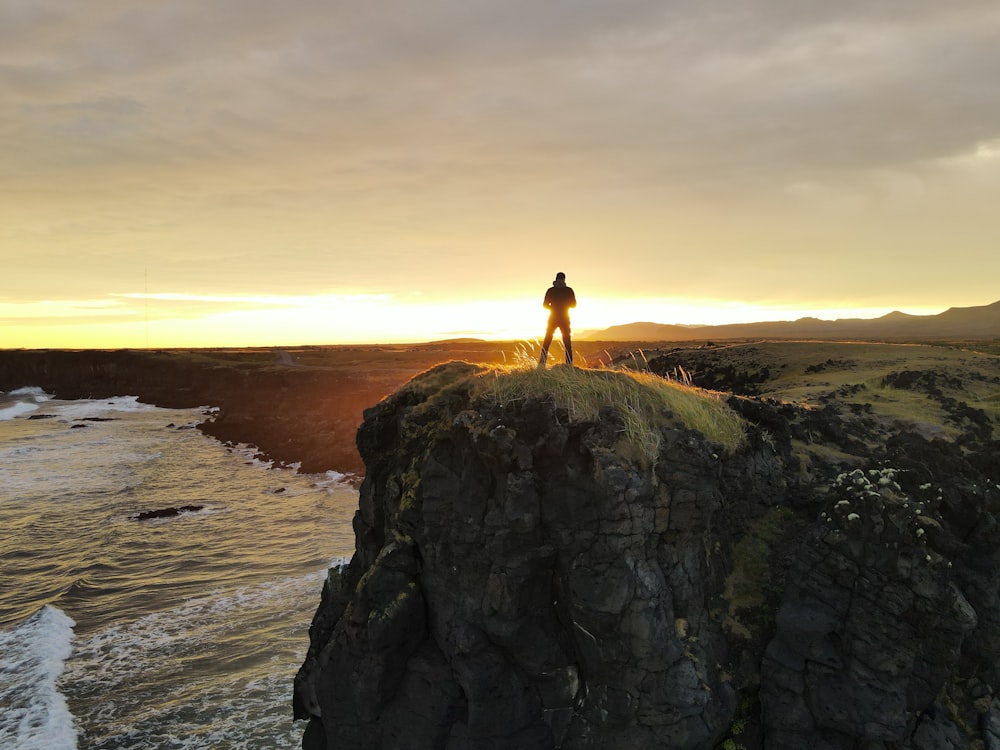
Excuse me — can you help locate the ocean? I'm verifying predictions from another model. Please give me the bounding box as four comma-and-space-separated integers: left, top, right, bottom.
0, 387, 360, 749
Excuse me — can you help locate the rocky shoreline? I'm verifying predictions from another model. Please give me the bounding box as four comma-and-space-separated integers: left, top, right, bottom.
4, 342, 1000, 748
0, 347, 454, 477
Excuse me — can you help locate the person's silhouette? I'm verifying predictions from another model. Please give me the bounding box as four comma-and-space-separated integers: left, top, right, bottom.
538, 272, 576, 367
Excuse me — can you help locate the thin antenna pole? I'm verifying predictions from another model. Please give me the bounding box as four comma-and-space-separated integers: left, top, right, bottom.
145, 268, 149, 349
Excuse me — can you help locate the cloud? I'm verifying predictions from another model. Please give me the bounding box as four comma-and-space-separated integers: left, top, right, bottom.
3, 0, 1000, 327
7, 1, 999, 180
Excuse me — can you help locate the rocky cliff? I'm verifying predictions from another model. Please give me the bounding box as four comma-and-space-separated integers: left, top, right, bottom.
294, 360, 1000, 750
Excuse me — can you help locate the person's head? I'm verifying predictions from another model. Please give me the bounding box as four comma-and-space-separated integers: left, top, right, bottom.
555, 272, 565, 281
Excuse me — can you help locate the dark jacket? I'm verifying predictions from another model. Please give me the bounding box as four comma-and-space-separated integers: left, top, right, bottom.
543, 283, 576, 322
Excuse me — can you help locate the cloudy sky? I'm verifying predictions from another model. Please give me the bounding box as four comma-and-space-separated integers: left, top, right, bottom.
3, 0, 1000, 347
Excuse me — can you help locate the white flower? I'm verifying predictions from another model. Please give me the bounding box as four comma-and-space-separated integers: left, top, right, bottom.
916, 528, 925, 537
847, 513, 861, 522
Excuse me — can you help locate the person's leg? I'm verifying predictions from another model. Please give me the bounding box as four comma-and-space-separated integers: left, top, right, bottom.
561, 322, 573, 366
539, 320, 556, 366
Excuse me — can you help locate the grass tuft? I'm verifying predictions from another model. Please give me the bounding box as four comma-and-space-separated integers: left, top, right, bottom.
473, 352, 746, 462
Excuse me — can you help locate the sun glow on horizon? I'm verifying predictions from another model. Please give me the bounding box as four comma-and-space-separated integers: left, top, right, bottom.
0, 292, 958, 350
5, 4, 1000, 356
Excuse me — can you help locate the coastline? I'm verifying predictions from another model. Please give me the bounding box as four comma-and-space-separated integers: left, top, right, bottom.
0, 342, 619, 476
4, 339, 997, 478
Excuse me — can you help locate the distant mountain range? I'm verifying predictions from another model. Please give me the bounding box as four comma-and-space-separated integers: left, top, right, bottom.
579, 299, 1000, 342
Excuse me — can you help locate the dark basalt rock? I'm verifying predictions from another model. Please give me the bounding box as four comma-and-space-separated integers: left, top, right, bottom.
295, 362, 1000, 750
295, 362, 785, 749
131, 504, 204, 520
645, 351, 773, 396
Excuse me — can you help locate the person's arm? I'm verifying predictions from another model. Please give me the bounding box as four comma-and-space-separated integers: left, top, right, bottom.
568, 289, 577, 309
543, 289, 553, 310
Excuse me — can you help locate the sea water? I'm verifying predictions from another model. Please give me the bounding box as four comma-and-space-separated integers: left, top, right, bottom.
0, 387, 359, 749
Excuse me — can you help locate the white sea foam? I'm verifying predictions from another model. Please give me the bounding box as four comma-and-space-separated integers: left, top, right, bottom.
0, 606, 78, 750
227, 442, 273, 468
0, 387, 55, 419
0, 393, 164, 422
316, 470, 354, 489
0, 399, 40, 420
7, 386, 52, 402
53, 395, 160, 420
68, 571, 323, 687
59, 570, 325, 748
328, 555, 353, 571
126, 503, 222, 525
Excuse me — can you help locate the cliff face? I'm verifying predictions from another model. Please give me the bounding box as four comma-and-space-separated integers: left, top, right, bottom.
295, 361, 1000, 749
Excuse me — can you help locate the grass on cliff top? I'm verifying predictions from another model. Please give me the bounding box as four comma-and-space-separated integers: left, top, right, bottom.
472, 358, 747, 461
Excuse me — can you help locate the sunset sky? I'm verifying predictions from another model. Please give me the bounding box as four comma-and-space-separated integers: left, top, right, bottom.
3, 1, 1000, 348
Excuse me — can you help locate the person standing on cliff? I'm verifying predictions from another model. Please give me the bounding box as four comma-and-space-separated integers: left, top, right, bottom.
538, 272, 576, 367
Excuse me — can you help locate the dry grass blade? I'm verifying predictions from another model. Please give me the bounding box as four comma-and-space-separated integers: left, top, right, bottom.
474, 359, 746, 462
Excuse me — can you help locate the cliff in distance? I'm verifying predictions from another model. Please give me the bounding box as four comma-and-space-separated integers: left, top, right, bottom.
295, 346, 1000, 750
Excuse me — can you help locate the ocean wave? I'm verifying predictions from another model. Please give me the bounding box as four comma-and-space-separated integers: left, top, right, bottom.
1, 398, 358, 748
58, 570, 328, 747
0, 387, 53, 421
68, 570, 326, 686
6, 386, 53, 402
315, 470, 354, 489
225, 443, 274, 468
0, 393, 171, 423
328, 555, 352, 571
0, 605, 78, 750
0, 400, 41, 421
52, 396, 161, 421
